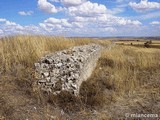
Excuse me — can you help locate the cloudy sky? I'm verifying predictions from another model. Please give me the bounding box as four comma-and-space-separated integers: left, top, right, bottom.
0, 0, 160, 37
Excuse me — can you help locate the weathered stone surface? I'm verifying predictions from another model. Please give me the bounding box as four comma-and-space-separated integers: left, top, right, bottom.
35, 44, 102, 95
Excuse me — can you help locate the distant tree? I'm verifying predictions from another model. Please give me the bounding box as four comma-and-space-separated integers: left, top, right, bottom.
144, 41, 150, 48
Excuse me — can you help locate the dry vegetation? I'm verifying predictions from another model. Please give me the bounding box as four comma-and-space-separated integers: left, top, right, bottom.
115, 39, 160, 49
0, 36, 160, 120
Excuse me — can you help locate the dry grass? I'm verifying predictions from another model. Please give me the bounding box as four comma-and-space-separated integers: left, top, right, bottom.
99, 45, 160, 94
0, 35, 110, 119
0, 35, 110, 72
0, 36, 93, 72
0, 35, 160, 119
92, 45, 160, 119
115, 40, 160, 49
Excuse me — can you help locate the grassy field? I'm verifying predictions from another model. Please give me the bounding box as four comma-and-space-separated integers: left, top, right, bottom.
115, 39, 160, 49
0, 36, 160, 119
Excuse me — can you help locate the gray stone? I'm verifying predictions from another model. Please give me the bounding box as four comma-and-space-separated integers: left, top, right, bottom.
57, 63, 63, 67
35, 44, 102, 95
46, 82, 54, 86
43, 72, 49, 77
39, 79, 46, 83
46, 77, 51, 82
71, 83, 77, 89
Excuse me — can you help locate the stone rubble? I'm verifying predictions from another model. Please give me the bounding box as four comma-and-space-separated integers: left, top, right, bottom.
35, 44, 102, 95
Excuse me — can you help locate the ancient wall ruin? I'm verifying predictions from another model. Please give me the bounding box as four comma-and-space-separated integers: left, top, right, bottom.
35, 44, 102, 95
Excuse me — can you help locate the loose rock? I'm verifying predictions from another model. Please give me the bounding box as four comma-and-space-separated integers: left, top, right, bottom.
35, 44, 102, 95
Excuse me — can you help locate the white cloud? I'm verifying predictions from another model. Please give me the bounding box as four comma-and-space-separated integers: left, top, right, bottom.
38, 0, 58, 13
40, 17, 86, 33
0, 19, 24, 36
83, 14, 142, 27
117, 18, 142, 26
18, 11, 33, 16
61, 0, 86, 7
150, 21, 160, 25
1, 0, 159, 37
72, 22, 84, 28
44, 17, 72, 27
129, 0, 160, 12
109, 7, 125, 14
68, 1, 107, 17
39, 17, 73, 32
0, 18, 6, 22
5, 21, 17, 26
37, 0, 143, 36
0, 29, 3, 34
0, 18, 17, 26
61, 19, 73, 27
38, 13, 142, 37
129, 11, 160, 20
0, 18, 47, 36
104, 27, 117, 32
16, 25, 24, 30
49, 0, 86, 7
44, 17, 61, 24
0, 17, 157, 37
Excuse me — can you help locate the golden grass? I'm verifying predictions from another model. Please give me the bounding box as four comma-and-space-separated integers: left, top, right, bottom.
99, 45, 160, 95
0, 35, 110, 72
83, 44, 160, 119
0, 35, 159, 119
0, 36, 86, 71
115, 40, 160, 46
0, 35, 111, 119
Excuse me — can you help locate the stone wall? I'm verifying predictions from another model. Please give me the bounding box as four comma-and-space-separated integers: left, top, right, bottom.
35, 44, 102, 95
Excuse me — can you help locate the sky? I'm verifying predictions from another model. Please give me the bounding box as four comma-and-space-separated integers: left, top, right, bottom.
0, 0, 160, 37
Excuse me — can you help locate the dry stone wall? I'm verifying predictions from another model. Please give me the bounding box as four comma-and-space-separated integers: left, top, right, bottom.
35, 44, 102, 95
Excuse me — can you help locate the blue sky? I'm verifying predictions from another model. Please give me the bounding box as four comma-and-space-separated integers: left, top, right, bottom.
0, 0, 160, 37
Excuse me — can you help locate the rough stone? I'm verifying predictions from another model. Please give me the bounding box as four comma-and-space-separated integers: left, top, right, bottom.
35, 44, 102, 95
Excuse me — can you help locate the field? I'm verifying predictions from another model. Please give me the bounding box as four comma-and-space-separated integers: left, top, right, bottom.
0, 36, 160, 119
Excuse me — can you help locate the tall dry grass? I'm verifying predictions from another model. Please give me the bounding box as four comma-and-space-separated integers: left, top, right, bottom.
1, 35, 159, 119
0, 35, 110, 72
0, 35, 111, 119
81, 44, 160, 119
0, 36, 96, 72
99, 45, 160, 95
